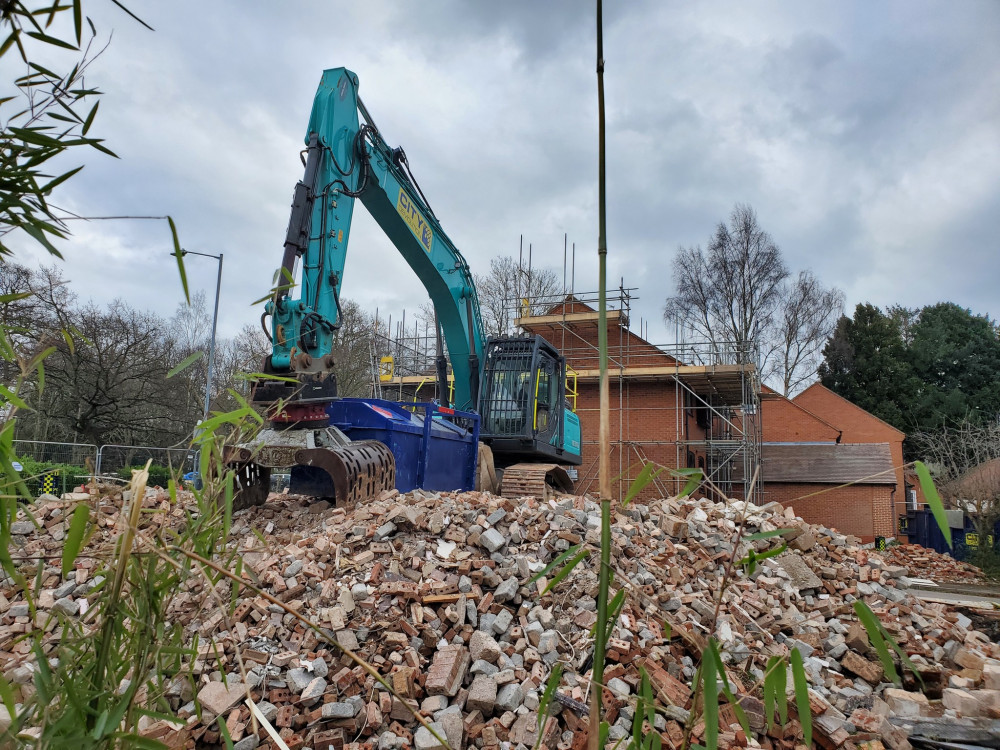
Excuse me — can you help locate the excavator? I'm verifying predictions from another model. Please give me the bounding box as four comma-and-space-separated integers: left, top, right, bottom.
226, 67, 582, 510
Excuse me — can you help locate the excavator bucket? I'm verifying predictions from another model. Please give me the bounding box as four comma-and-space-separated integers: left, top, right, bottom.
223, 427, 395, 512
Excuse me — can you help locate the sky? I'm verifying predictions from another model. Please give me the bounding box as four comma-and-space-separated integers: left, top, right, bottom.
7, 0, 1000, 346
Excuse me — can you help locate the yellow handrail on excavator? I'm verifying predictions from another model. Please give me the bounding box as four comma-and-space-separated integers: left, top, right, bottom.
565, 366, 578, 413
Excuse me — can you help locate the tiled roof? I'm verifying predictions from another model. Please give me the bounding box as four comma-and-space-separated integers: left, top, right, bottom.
763, 442, 895, 484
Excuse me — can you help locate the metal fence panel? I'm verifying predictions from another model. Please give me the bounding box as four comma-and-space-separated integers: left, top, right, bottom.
96, 444, 199, 484
12, 440, 98, 497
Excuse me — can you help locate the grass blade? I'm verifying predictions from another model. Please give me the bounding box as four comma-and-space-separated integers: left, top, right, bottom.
533, 663, 562, 750
602, 588, 626, 642
702, 644, 719, 750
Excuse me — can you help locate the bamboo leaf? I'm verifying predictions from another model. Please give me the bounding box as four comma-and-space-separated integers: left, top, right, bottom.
789, 648, 812, 747
25, 30, 79, 50
755, 543, 787, 562
853, 601, 900, 683
108, 0, 155, 30
744, 529, 793, 541
541, 547, 589, 595
61, 503, 90, 578
763, 655, 785, 730
39, 164, 84, 193
0, 384, 29, 410
167, 350, 203, 378
217, 712, 234, 749
702, 643, 719, 750
168, 217, 190, 303
533, 663, 562, 750
624, 461, 663, 506
72, 0, 82, 44
775, 655, 788, 725
641, 666, 655, 726
675, 468, 703, 498
19, 221, 62, 257
528, 544, 583, 585
0, 291, 32, 304
710, 640, 750, 738
0, 671, 16, 723
82, 98, 99, 135
913, 460, 951, 549
602, 588, 626, 642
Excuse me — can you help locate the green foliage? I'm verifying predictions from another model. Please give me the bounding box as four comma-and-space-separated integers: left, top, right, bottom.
968, 545, 1000, 581
762, 656, 787, 731
906, 303, 1000, 427
533, 663, 562, 750
0, 1, 138, 258
16, 457, 89, 496
61, 502, 91, 577
852, 600, 922, 687
118, 463, 176, 489
820, 302, 1000, 438
818, 303, 912, 429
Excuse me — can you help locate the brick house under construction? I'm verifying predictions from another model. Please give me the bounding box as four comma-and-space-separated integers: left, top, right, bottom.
378, 292, 902, 541
518, 296, 761, 503
518, 297, 902, 541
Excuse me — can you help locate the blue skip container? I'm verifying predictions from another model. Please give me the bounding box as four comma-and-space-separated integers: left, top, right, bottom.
326, 398, 480, 493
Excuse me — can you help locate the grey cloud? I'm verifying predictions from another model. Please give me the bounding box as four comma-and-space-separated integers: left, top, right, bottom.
8, 0, 998, 350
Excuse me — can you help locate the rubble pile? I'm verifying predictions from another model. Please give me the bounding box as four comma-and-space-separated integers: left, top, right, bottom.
2, 485, 1000, 750
876, 543, 985, 585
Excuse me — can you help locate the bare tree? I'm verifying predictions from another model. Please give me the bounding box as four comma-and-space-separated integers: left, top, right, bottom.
474, 254, 561, 339
330, 298, 377, 397
212, 323, 272, 409
913, 418, 1000, 543
772, 271, 845, 395
169, 290, 212, 353
28, 300, 190, 446
664, 204, 844, 392
664, 203, 788, 365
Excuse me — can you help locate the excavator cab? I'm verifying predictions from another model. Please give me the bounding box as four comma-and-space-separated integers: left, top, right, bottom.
478, 336, 582, 468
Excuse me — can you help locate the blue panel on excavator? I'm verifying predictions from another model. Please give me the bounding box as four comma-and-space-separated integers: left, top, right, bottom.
326, 398, 479, 493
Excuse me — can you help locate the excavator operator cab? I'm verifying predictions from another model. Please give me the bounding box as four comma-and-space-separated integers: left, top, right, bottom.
478, 336, 582, 466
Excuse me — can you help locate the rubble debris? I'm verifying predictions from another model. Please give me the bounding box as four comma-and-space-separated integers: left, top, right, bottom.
2, 482, 1000, 749
876, 543, 985, 585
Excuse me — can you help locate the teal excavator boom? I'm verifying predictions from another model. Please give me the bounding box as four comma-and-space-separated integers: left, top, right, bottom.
228, 68, 581, 509
264, 67, 484, 411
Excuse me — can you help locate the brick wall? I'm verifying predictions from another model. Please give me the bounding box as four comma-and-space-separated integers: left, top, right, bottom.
760, 394, 840, 443
794, 384, 906, 493
762, 483, 895, 542
572, 379, 706, 502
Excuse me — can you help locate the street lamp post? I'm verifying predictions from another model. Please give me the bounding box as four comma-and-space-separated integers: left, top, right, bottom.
180, 249, 224, 424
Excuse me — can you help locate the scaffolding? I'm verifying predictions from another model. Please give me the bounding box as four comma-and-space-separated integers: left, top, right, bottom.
369, 310, 448, 404
510, 284, 762, 503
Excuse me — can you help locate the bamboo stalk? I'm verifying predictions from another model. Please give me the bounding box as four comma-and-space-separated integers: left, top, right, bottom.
590, 1, 611, 747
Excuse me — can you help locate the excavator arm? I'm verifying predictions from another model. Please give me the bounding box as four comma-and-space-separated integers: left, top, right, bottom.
267, 67, 485, 410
